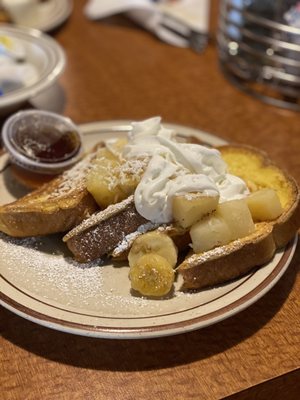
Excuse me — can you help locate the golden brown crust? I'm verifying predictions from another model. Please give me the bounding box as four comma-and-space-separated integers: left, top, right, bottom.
272, 197, 300, 248
178, 223, 276, 290
268, 171, 300, 248
218, 144, 300, 246
0, 190, 97, 237
0, 153, 98, 237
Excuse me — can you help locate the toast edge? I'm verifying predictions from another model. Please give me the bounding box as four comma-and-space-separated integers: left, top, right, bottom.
178, 223, 277, 290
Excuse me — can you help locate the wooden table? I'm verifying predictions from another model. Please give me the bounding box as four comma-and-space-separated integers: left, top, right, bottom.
1, 1, 300, 399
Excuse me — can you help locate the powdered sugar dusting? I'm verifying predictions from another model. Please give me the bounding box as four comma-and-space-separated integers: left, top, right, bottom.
63, 195, 134, 241
118, 158, 147, 187
0, 233, 104, 306
1, 232, 186, 314
89, 148, 148, 193
111, 221, 159, 257
49, 152, 95, 198
180, 238, 244, 267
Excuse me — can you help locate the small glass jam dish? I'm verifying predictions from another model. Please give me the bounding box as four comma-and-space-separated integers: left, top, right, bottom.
2, 110, 83, 188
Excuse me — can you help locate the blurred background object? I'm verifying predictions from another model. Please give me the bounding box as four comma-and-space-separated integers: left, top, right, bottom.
0, 25, 65, 115
85, 0, 210, 52
0, 0, 72, 32
217, 0, 300, 111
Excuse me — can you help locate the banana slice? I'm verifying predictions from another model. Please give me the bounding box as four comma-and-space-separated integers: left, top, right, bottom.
129, 253, 175, 297
128, 231, 178, 268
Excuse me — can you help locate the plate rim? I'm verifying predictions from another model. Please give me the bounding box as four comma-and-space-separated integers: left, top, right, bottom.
0, 24, 66, 108
0, 237, 297, 339
0, 120, 297, 339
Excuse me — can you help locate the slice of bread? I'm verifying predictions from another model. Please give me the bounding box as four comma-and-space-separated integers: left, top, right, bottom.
219, 145, 300, 248
178, 222, 276, 290
0, 152, 98, 237
178, 145, 300, 290
63, 196, 153, 262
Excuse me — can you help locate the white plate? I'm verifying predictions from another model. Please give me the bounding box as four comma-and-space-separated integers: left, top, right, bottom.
0, 24, 65, 113
0, 121, 297, 339
3, 0, 72, 32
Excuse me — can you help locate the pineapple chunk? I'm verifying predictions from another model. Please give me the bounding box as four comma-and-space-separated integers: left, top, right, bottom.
86, 148, 124, 208
117, 158, 144, 197
86, 144, 146, 208
190, 198, 256, 254
96, 147, 118, 162
216, 199, 255, 241
190, 214, 232, 253
246, 188, 283, 221
105, 137, 128, 158
86, 170, 125, 207
172, 193, 219, 228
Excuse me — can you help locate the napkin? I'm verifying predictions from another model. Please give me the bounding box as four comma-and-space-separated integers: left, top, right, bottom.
85, 0, 210, 51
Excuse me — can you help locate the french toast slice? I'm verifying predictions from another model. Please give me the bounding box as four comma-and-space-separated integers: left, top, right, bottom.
178, 222, 276, 290
219, 145, 300, 248
177, 145, 300, 290
0, 152, 98, 237
63, 196, 154, 262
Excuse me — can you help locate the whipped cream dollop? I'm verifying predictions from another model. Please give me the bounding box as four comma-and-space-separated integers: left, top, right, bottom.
122, 117, 249, 223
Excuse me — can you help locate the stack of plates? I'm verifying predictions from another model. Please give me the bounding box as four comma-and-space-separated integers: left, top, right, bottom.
217, 0, 300, 111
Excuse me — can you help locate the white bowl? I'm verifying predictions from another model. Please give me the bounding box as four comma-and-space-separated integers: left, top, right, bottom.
0, 24, 66, 113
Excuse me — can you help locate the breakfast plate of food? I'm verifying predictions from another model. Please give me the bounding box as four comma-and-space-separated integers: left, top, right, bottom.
0, 117, 299, 339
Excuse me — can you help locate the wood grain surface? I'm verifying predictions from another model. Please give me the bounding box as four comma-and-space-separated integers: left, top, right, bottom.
1, 1, 300, 399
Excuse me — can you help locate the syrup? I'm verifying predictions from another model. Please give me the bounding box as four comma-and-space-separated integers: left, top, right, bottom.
10, 164, 57, 189
11, 127, 81, 163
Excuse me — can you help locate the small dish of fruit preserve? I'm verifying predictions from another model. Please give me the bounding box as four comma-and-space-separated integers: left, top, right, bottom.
1, 109, 83, 188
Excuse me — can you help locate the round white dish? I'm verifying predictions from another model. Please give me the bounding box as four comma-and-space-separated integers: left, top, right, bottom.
0, 121, 297, 339
2, 0, 73, 32
0, 25, 65, 113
